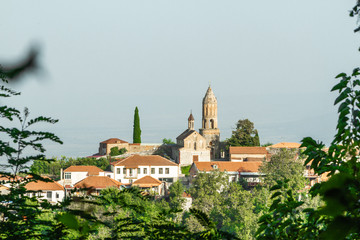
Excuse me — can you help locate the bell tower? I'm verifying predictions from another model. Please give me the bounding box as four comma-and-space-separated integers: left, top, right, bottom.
188, 112, 194, 130
199, 86, 220, 159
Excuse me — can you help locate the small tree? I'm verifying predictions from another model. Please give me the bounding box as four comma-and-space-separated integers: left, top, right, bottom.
226, 119, 260, 147
169, 181, 185, 209
133, 106, 141, 143
259, 148, 307, 192
162, 138, 175, 144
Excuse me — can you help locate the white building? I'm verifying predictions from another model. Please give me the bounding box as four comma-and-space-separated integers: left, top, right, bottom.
59, 165, 111, 187
25, 179, 65, 203
111, 155, 180, 185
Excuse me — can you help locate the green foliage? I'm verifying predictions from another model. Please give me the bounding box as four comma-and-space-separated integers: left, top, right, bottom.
162, 138, 175, 144
0, 68, 70, 239
30, 156, 110, 178
189, 171, 264, 239
181, 165, 191, 176
261, 142, 273, 147
133, 106, 141, 143
256, 180, 322, 240
109, 147, 127, 156
169, 181, 185, 210
226, 119, 260, 147
259, 148, 307, 192
256, 68, 360, 239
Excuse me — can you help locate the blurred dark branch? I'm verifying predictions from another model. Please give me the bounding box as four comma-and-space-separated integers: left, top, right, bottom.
0, 47, 39, 82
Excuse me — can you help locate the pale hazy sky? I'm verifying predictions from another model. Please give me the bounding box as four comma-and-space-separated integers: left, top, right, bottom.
1, 0, 359, 158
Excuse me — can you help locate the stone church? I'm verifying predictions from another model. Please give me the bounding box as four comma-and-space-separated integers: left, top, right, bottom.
171, 86, 221, 166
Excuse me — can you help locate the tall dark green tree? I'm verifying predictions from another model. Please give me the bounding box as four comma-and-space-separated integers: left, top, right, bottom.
226, 119, 260, 147
133, 106, 141, 143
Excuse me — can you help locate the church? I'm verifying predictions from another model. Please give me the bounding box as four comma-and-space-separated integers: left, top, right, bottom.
171, 86, 221, 166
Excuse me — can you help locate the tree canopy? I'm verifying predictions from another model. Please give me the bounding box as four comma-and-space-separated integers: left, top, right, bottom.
226, 119, 260, 147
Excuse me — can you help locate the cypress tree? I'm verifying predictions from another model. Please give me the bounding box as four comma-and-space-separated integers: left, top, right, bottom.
133, 106, 141, 143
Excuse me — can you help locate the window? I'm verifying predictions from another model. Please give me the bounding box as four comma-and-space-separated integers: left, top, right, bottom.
144, 168, 147, 174
64, 172, 71, 179
165, 168, 169, 174
138, 168, 141, 174
159, 168, 163, 174
56, 193, 59, 198
129, 169, 133, 176
47, 191, 52, 199
117, 168, 120, 174
129, 179, 133, 184
123, 168, 126, 174
151, 168, 155, 174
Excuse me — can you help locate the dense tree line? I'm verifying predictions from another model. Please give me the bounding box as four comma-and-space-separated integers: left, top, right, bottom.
30, 157, 111, 178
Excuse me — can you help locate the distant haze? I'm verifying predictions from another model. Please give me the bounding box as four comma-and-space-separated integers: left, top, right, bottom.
1, 0, 359, 158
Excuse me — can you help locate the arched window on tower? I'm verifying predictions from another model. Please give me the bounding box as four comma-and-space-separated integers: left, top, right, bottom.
194, 142, 197, 150
210, 119, 214, 129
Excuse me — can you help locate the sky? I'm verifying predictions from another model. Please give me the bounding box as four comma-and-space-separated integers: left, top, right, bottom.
1, 0, 360, 158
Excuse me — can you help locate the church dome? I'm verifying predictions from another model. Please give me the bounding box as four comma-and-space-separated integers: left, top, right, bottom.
203, 86, 217, 104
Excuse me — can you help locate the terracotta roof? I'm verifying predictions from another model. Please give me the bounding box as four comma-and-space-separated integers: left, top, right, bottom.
0, 185, 9, 190
100, 138, 128, 144
133, 176, 162, 188
25, 179, 64, 191
270, 142, 301, 148
74, 176, 121, 189
229, 146, 268, 155
0, 175, 23, 182
112, 154, 178, 167
182, 192, 191, 198
194, 161, 262, 173
64, 166, 103, 175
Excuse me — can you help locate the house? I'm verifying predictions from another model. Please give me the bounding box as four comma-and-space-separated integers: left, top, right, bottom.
111, 154, 180, 185
73, 176, 122, 195
229, 146, 269, 162
25, 178, 65, 203
99, 138, 129, 155
59, 165, 110, 187
190, 161, 263, 186
132, 176, 163, 195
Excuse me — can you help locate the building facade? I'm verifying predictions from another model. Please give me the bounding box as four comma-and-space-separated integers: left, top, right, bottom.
111, 155, 180, 185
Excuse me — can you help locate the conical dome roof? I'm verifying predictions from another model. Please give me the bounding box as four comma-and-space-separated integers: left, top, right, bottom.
188, 113, 194, 121
203, 86, 217, 104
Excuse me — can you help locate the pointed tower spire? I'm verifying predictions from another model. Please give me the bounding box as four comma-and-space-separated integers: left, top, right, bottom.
188, 112, 194, 130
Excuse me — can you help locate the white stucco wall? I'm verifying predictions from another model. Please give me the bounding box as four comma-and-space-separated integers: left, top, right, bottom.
64, 172, 88, 186
113, 165, 179, 184
28, 190, 65, 203
230, 153, 266, 161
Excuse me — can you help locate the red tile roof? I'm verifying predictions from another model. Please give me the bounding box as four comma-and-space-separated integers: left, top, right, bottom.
133, 176, 162, 188
194, 161, 262, 173
64, 166, 103, 175
229, 146, 268, 155
74, 176, 121, 189
112, 155, 178, 168
25, 179, 64, 191
270, 142, 301, 148
101, 138, 128, 144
